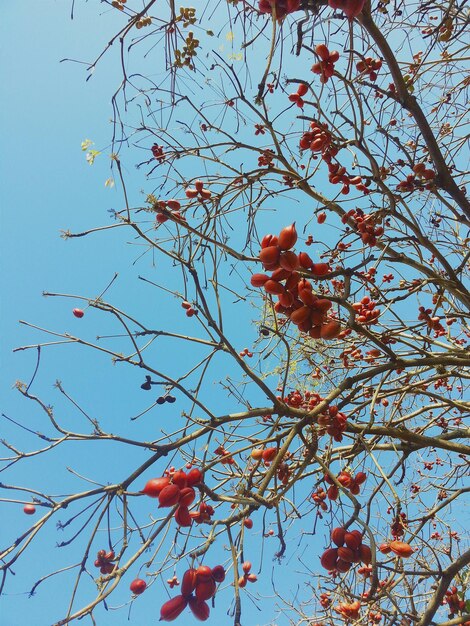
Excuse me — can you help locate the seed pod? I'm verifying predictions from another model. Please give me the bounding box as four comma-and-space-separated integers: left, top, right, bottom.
290, 305, 312, 325
310, 263, 330, 276
186, 468, 203, 487
320, 321, 341, 339
261, 234, 278, 249
279, 250, 300, 272
250, 273, 270, 287
196, 565, 213, 582
331, 527, 346, 547
242, 561, 252, 574
172, 471, 187, 489
195, 578, 216, 601
130, 578, 147, 595
211, 565, 226, 582
179, 487, 196, 507
278, 223, 298, 250
181, 568, 198, 596
315, 44, 330, 61
259, 245, 281, 267
188, 596, 210, 621
344, 531, 362, 551
335, 558, 352, 573
142, 477, 170, 498
262, 447, 277, 462
159, 595, 188, 622
337, 546, 355, 563
174, 505, 192, 527
298, 252, 313, 269
320, 547, 338, 570
158, 484, 181, 508
389, 541, 413, 558
359, 544, 372, 565
355, 471, 367, 485
263, 280, 285, 296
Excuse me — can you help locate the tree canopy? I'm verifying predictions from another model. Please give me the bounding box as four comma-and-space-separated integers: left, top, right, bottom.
2, 1, 470, 625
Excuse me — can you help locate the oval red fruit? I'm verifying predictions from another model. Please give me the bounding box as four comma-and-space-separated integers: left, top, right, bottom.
181, 568, 198, 596
359, 544, 372, 564
174, 505, 192, 527
195, 578, 216, 601
196, 565, 213, 582
259, 245, 281, 267
320, 321, 341, 339
158, 484, 181, 508
211, 565, 226, 582
320, 547, 338, 570
23, 504, 36, 515
160, 595, 188, 621
172, 471, 187, 489
344, 531, 362, 551
186, 468, 202, 487
389, 541, 413, 558
130, 578, 147, 595
278, 223, 298, 250
143, 477, 170, 498
189, 596, 210, 621
179, 487, 196, 507
250, 273, 270, 287
331, 527, 346, 547
72, 308, 84, 318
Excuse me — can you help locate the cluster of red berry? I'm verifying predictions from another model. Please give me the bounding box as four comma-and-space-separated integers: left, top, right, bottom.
159, 565, 225, 622
317, 405, 348, 442
324, 469, 367, 498
251, 224, 344, 339
343, 209, 384, 246
142, 468, 203, 527
238, 561, 257, 587
151, 144, 165, 163
154, 198, 184, 223
397, 163, 436, 192
185, 179, 211, 201
312, 44, 339, 84
94, 549, 116, 575
356, 57, 382, 81
320, 527, 372, 573
352, 296, 381, 325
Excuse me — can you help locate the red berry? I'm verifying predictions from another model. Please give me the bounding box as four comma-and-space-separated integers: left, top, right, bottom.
23, 504, 36, 515
72, 308, 84, 318
130, 578, 147, 595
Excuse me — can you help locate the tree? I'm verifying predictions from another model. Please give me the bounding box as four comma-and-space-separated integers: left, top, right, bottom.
2, 0, 470, 624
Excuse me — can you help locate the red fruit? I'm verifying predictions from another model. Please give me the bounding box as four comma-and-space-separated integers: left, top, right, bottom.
389, 541, 413, 558
379, 543, 392, 554
315, 44, 330, 61
73, 308, 84, 318
246, 573, 257, 582
179, 487, 196, 507
327, 484, 339, 500
130, 578, 147, 595
186, 468, 202, 487
290, 305, 312, 325
172, 471, 187, 489
355, 471, 367, 485
242, 561, 252, 574
250, 273, 270, 287
160, 595, 188, 621
320, 321, 341, 339
337, 546, 355, 563
251, 448, 264, 460
158, 484, 181, 508
259, 245, 281, 267
196, 565, 213, 582
262, 447, 277, 462
143, 477, 170, 498
238, 576, 247, 588
189, 596, 210, 621
310, 263, 330, 276
182, 569, 198, 596
278, 223, 298, 250
211, 565, 226, 582
331, 527, 346, 547
185, 188, 198, 199
309, 325, 322, 338
317, 211, 326, 224
344, 531, 362, 551
299, 288, 317, 306
166, 199, 181, 211
320, 548, 338, 570
194, 180, 204, 192
359, 544, 372, 565
23, 504, 36, 515
329, 0, 365, 20
337, 472, 353, 487
279, 250, 300, 271
195, 578, 216, 601
335, 558, 352, 573
243, 518, 253, 529
298, 251, 313, 269
174, 505, 192, 527
261, 234, 278, 249
264, 279, 285, 296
